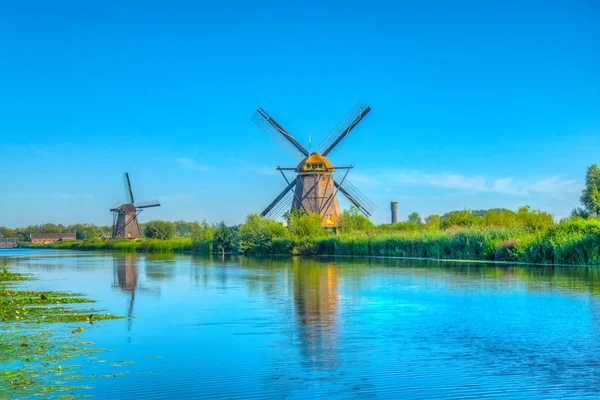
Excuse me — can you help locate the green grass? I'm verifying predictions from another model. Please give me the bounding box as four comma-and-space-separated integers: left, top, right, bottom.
255, 220, 600, 265
20, 219, 600, 266
22, 238, 192, 253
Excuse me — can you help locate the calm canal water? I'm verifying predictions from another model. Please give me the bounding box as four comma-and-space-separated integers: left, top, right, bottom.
3, 249, 600, 399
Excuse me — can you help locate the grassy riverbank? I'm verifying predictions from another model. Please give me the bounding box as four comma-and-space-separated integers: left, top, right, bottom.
264, 220, 600, 265
203, 214, 600, 265
22, 238, 192, 253
22, 218, 600, 265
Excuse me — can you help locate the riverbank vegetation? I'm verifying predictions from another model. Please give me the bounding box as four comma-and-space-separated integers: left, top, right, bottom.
0, 221, 198, 243
7, 164, 600, 265
193, 208, 600, 265
21, 237, 193, 253
19, 208, 600, 265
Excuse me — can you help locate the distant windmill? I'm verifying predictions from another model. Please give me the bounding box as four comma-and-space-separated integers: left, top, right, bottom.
110, 173, 160, 239
252, 101, 376, 228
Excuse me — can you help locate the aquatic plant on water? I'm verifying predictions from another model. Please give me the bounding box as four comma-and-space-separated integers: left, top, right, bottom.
0, 264, 125, 399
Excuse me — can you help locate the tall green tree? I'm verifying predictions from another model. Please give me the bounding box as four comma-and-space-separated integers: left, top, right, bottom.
440, 210, 479, 229
286, 210, 326, 239
341, 207, 374, 232
238, 214, 287, 253
581, 163, 600, 218
481, 209, 518, 227
143, 220, 175, 240
74, 225, 103, 240
408, 212, 422, 225
173, 221, 198, 237
213, 223, 238, 255
424, 214, 440, 229
570, 207, 591, 220
190, 220, 214, 253
191, 220, 214, 242
515, 206, 555, 231
0, 227, 15, 238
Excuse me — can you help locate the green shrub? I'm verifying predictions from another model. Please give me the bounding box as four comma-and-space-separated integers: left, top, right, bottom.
340, 207, 374, 232
238, 214, 287, 254
143, 220, 176, 240
440, 210, 480, 229
287, 210, 328, 240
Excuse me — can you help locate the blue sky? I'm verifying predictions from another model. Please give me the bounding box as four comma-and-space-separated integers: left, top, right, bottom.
1, 0, 598, 227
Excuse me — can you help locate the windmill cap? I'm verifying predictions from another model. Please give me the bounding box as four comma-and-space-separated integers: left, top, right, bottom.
117, 203, 136, 213
296, 152, 334, 172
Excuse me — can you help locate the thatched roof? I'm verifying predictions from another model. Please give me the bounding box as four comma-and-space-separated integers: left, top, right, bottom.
296, 152, 334, 172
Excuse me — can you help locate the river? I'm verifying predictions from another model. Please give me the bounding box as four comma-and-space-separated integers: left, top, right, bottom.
2, 249, 600, 399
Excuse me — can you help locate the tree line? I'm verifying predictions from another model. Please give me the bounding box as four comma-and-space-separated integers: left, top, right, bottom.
5, 164, 600, 259
0, 221, 201, 242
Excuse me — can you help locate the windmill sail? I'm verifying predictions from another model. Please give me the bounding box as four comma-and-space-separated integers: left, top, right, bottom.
253, 102, 375, 227
333, 172, 377, 217
123, 173, 135, 204
319, 101, 371, 157
137, 200, 161, 209
252, 108, 309, 161
261, 181, 296, 219
111, 172, 161, 239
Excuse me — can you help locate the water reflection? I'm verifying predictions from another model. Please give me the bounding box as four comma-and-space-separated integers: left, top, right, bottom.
7, 250, 600, 399
112, 254, 160, 332
112, 255, 139, 331
145, 254, 177, 282
291, 259, 340, 370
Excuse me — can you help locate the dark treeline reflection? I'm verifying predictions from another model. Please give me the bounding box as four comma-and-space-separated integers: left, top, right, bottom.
144, 254, 177, 282
309, 257, 600, 295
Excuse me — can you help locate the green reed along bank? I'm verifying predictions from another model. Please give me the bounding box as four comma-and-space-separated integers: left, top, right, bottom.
19, 211, 600, 266
22, 238, 193, 253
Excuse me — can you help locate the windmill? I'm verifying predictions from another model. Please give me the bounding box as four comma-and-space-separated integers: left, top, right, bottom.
252, 101, 376, 228
110, 173, 160, 239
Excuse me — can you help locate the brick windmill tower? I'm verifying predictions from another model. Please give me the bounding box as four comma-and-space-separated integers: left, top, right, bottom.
110, 173, 160, 239
252, 101, 376, 228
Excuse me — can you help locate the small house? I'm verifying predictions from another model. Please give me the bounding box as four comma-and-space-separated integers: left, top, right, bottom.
30, 233, 76, 244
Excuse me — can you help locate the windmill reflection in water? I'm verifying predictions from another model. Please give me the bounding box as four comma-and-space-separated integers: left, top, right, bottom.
291, 259, 342, 371
112, 254, 161, 333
